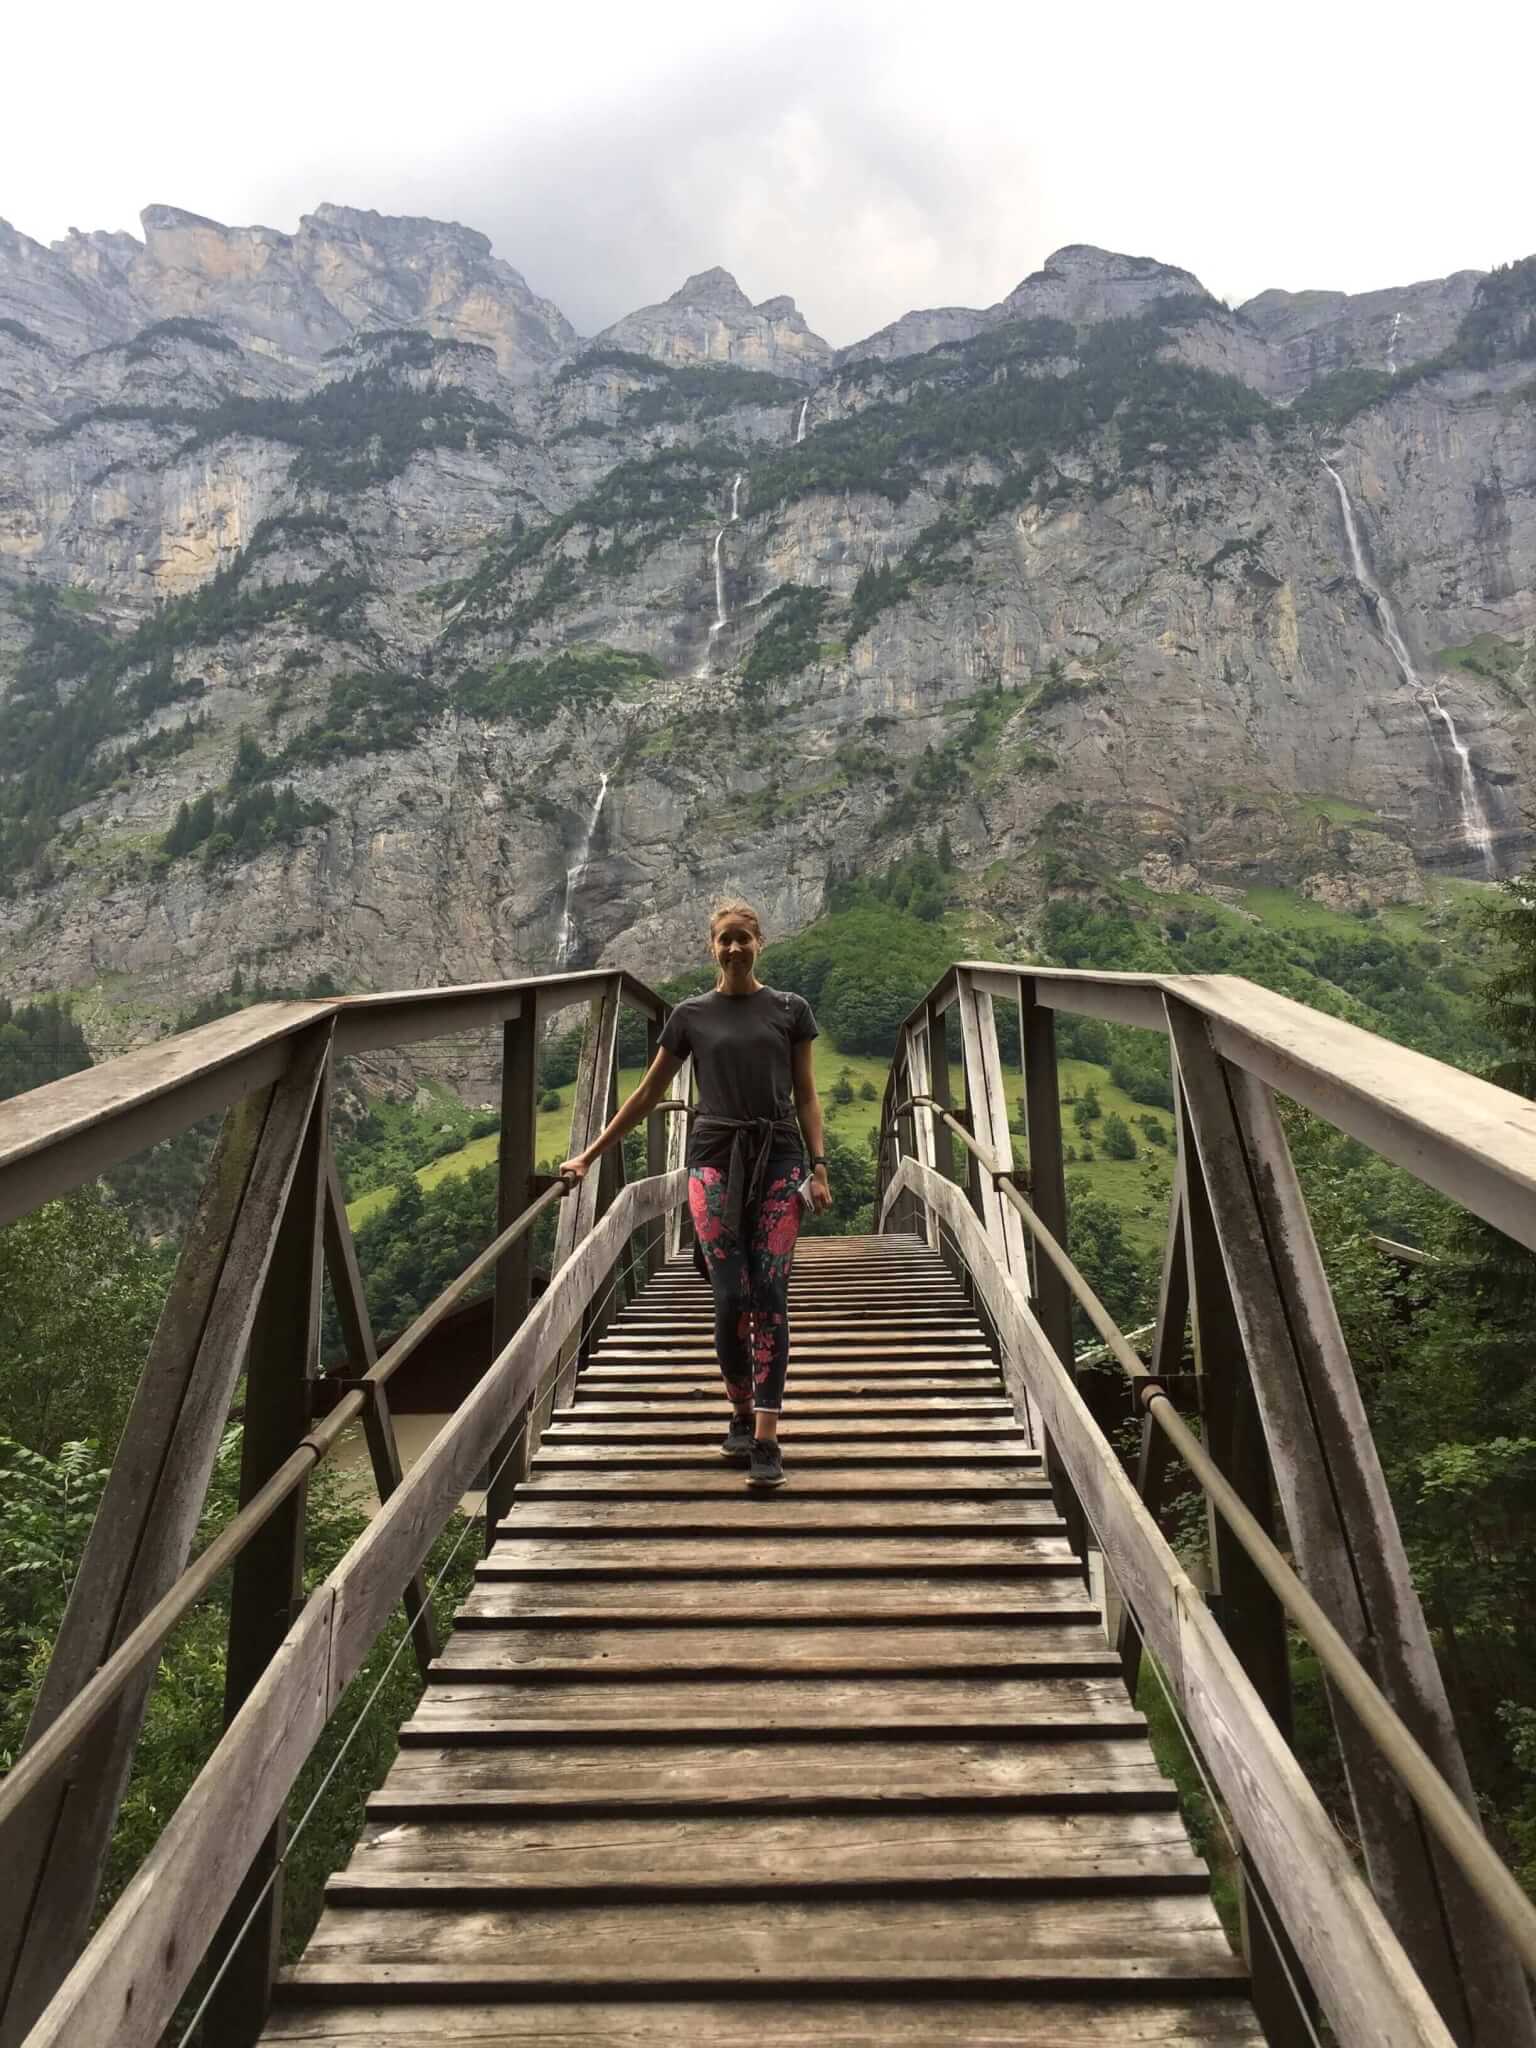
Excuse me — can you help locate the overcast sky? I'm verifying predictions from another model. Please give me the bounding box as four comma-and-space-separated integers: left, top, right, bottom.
4, 0, 1531, 346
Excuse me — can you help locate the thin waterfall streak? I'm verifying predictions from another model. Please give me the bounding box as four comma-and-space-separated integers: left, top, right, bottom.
555, 770, 610, 966
795, 398, 808, 444
1322, 457, 1495, 872
1386, 309, 1402, 377
701, 474, 745, 666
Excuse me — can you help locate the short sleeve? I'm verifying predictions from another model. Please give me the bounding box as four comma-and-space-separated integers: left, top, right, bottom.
790, 993, 818, 1044
658, 1002, 692, 1060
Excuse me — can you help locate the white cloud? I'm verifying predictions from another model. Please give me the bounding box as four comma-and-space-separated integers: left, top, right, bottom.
4, 0, 1531, 344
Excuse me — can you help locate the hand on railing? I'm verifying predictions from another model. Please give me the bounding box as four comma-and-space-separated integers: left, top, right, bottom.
556, 1158, 588, 1186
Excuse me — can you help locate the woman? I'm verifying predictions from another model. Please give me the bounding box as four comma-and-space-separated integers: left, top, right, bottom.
559, 899, 833, 1487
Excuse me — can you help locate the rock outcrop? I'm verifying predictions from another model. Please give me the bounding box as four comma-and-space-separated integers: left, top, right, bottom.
592, 267, 831, 382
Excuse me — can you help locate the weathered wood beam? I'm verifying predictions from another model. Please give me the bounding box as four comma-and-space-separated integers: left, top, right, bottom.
204, 1054, 329, 2044
484, 1005, 542, 1534
0, 1001, 329, 1229
0, 1024, 332, 2047
1175, 1006, 1535, 2048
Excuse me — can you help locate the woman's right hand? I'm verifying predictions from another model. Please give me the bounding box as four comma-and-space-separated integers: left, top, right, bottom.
557, 1155, 589, 1185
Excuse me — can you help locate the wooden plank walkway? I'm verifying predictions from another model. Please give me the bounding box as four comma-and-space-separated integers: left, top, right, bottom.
264, 1237, 1256, 2046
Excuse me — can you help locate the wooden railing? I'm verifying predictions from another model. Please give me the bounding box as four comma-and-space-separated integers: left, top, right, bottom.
0, 968, 693, 2048
874, 963, 1536, 2048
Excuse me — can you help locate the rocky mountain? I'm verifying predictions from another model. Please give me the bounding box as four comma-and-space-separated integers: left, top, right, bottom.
1, 205, 1533, 1038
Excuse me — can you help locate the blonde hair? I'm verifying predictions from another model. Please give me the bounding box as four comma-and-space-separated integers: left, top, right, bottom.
709, 899, 764, 988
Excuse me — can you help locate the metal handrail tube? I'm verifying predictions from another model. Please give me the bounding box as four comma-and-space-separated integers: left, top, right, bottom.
881, 1089, 1536, 1977
0, 1173, 576, 1839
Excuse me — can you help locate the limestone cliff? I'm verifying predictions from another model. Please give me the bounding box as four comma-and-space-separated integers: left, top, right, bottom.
1, 208, 1532, 1034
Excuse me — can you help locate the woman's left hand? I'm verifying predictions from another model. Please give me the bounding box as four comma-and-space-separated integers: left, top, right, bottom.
808, 1168, 834, 1214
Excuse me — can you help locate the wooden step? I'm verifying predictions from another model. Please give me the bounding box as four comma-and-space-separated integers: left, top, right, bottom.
514, 1466, 1050, 1498
325, 1807, 1208, 1902
476, 1534, 1078, 1577
457, 1575, 1094, 1624
368, 1734, 1175, 1812
432, 1623, 1118, 1681
559, 1398, 1013, 1419
539, 1420, 1026, 1442
529, 1442, 1042, 1468
406, 1674, 1141, 1736
265, 1995, 1262, 2043
497, 1498, 1063, 1533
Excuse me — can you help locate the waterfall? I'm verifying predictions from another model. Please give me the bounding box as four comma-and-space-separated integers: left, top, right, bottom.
554, 771, 610, 966
1321, 458, 1496, 872
697, 473, 745, 673
795, 397, 809, 444
1386, 309, 1403, 377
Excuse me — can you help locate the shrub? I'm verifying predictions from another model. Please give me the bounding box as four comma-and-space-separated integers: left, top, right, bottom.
1102, 1113, 1137, 1160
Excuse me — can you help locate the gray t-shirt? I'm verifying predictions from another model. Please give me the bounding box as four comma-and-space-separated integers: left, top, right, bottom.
659, 986, 818, 1168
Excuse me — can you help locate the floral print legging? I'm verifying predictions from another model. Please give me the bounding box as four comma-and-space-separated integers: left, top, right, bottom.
687, 1159, 806, 1412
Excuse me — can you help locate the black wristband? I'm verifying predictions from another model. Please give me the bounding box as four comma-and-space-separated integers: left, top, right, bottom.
811, 1154, 828, 1167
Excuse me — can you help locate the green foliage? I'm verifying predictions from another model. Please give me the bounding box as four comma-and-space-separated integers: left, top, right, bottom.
43, 368, 521, 492
0, 995, 92, 1100
458, 645, 661, 729
741, 585, 832, 688
160, 782, 333, 867
557, 355, 805, 429
122, 317, 237, 362
798, 1129, 876, 1236
1101, 1111, 1137, 1159
1062, 1173, 1154, 1338
760, 904, 957, 1056
1291, 366, 1396, 427
281, 671, 441, 764
452, 443, 742, 632
1041, 889, 1488, 1070
0, 565, 371, 879
0, 1190, 166, 1454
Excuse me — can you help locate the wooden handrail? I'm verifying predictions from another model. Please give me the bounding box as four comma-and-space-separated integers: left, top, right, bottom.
895, 963, 1536, 1252
0, 967, 666, 1232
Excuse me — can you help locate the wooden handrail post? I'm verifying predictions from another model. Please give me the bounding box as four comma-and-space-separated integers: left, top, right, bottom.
664, 1056, 693, 1263
1175, 1063, 1313, 2045
645, 1014, 667, 1277
321, 1157, 439, 1674
1118, 1190, 1189, 1697
202, 1048, 330, 2046
1018, 977, 1087, 1563
545, 978, 621, 1426
484, 1005, 542, 1545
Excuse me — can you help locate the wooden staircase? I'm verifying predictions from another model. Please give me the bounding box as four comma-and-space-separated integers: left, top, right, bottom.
264, 1235, 1257, 2046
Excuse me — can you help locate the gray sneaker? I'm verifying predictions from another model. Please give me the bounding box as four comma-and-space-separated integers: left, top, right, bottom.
720, 1412, 755, 1463
747, 1438, 785, 1488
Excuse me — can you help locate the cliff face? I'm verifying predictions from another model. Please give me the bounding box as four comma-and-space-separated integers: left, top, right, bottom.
1, 209, 1532, 1026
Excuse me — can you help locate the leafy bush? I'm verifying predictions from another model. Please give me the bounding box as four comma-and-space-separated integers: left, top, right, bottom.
741, 585, 831, 687
1101, 1112, 1137, 1159
281, 671, 441, 764
458, 646, 662, 728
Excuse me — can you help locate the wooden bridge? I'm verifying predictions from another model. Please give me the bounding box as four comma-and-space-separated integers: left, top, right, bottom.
2, 962, 1535, 2047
